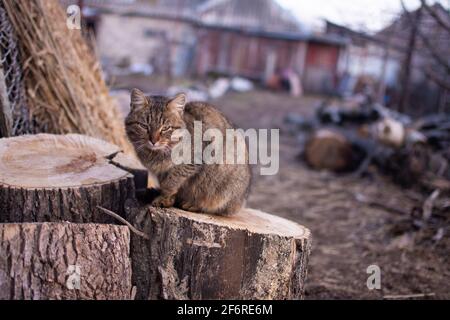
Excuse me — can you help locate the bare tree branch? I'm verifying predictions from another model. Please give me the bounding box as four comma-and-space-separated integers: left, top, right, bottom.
420, 0, 450, 33
424, 67, 450, 90
401, 0, 450, 74
399, 1, 423, 112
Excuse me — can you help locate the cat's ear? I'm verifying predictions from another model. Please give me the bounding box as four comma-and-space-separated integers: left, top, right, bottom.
130, 88, 148, 111
167, 93, 186, 116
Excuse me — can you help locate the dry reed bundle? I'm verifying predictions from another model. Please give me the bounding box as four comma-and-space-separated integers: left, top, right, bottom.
2, 0, 133, 153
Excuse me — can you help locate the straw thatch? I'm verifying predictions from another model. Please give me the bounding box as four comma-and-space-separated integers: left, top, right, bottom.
1, 0, 133, 153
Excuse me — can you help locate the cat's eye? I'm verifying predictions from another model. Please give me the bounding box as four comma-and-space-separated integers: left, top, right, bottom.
161, 126, 171, 133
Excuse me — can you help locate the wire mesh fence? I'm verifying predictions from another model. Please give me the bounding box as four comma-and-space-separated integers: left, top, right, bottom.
0, 2, 33, 136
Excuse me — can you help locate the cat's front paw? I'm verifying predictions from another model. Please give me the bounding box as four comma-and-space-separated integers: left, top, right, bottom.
151, 194, 175, 208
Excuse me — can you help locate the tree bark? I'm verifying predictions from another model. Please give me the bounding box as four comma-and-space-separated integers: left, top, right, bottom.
0, 222, 132, 299
0, 134, 140, 223
399, 4, 423, 113
0, 133, 313, 300
130, 206, 312, 300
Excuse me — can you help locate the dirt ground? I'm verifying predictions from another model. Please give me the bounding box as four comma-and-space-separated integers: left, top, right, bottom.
212, 90, 449, 300
111, 76, 449, 299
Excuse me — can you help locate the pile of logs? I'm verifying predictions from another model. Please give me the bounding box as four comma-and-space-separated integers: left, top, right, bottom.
0, 134, 311, 300
296, 98, 449, 246
292, 99, 450, 193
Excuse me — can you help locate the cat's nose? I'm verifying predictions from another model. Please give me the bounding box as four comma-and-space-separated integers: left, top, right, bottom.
149, 132, 160, 145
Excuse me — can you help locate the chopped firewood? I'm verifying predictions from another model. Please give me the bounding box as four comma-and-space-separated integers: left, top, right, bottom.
129, 206, 312, 300
304, 129, 364, 172
0, 134, 137, 223
0, 222, 132, 299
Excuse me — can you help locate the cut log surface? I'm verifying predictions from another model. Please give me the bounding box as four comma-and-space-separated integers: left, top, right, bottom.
0, 134, 137, 223
0, 222, 132, 300
131, 206, 312, 300
305, 129, 356, 172
0, 133, 312, 300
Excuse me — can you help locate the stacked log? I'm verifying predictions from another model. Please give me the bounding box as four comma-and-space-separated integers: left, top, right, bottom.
0, 134, 138, 299
130, 206, 311, 300
0, 134, 137, 223
304, 129, 357, 172
302, 101, 450, 192
0, 134, 312, 300
0, 223, 132, 299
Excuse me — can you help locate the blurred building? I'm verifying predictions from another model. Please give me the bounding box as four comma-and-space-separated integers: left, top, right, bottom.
58, 1, 449, 108
326, 21, 402, 93
62, 0, 347, 94
326, 3, 449, 115
194, 0, 346, 94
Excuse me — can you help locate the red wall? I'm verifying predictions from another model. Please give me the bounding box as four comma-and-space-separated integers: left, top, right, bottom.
195, 29, 304, 79
305, 43, 340, 68
195, 28, 341, 93
304, 42, 340, 93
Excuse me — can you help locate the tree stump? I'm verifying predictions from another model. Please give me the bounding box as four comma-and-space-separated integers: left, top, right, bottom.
0, 133, 312, 300
0, 134, 140, 223
0, 222, 132, 299
130, 206, 312, 300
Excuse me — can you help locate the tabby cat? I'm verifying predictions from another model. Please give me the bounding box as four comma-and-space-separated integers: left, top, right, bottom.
125, 89, 251, 215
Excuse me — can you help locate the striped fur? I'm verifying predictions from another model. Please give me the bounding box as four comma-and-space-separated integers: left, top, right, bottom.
125, 89, 251, 215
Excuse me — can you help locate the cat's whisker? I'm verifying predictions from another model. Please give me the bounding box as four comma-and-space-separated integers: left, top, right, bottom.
135, 142, 149, 153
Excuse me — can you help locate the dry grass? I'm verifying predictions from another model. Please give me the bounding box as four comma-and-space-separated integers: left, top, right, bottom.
3, 0, 133, 153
